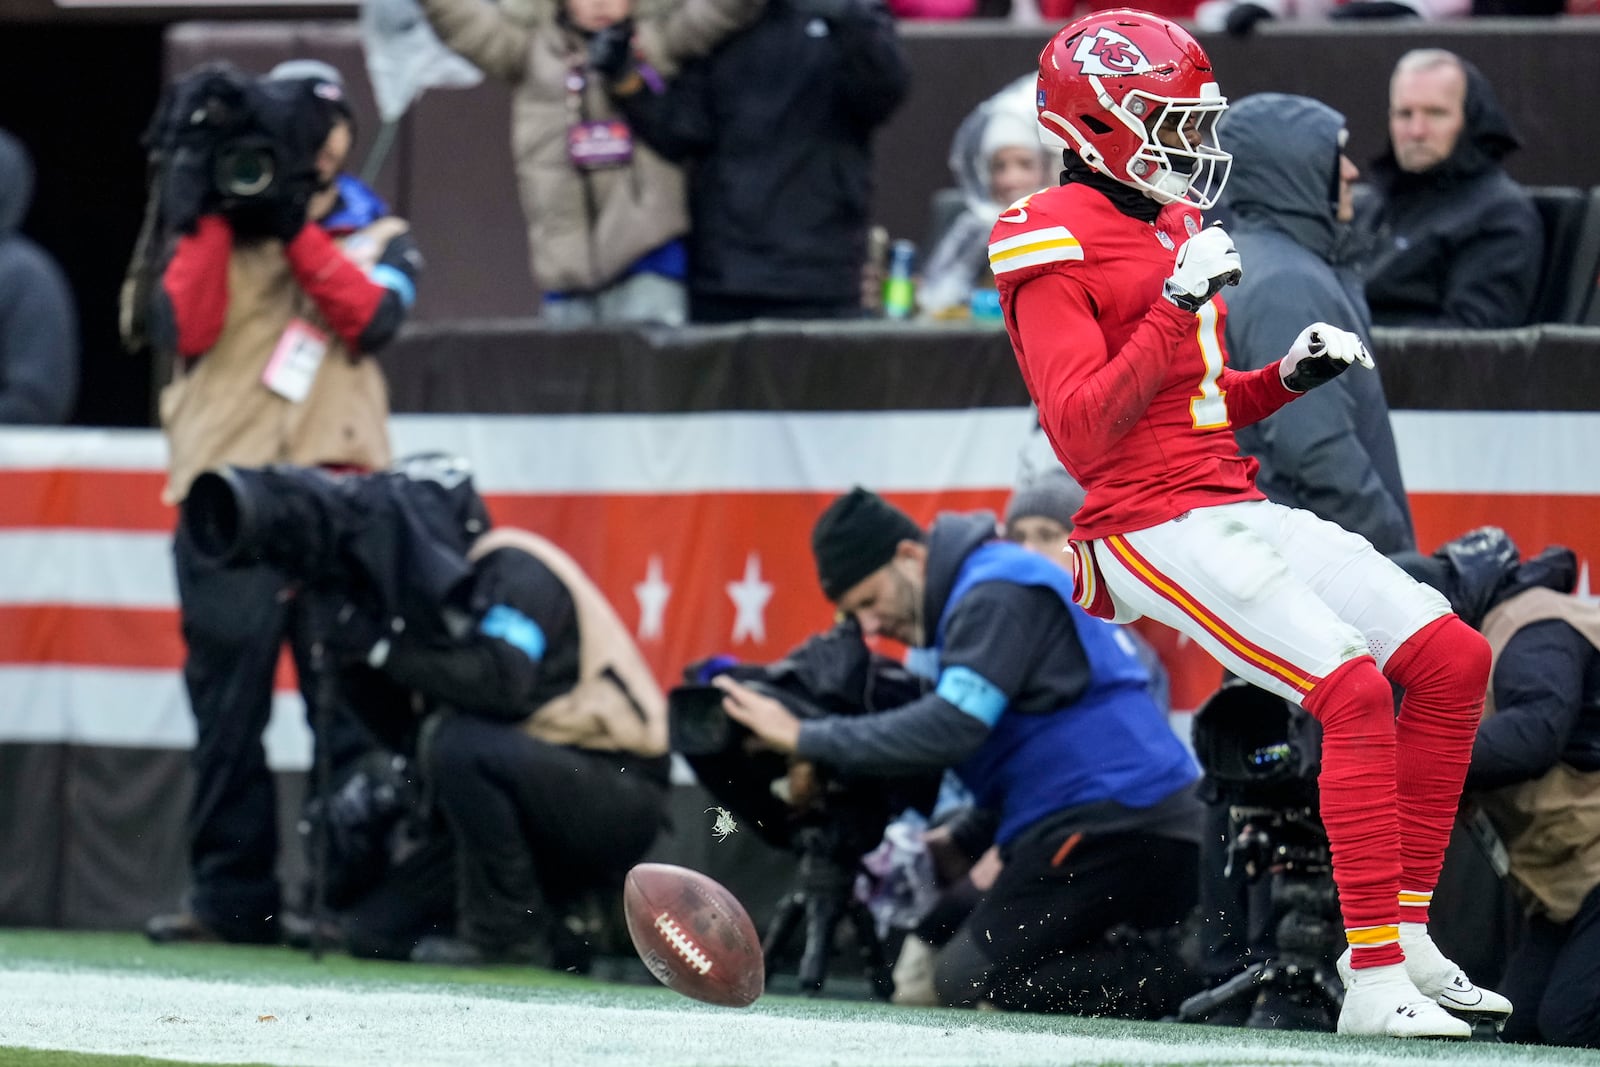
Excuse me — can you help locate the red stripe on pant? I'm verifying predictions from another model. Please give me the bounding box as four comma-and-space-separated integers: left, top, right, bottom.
1303, 655, 1404, 968
1383, 614, 1490, 926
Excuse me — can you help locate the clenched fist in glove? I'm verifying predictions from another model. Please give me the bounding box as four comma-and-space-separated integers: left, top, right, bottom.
1278, 323, 1375, 392
1163, 224, 1243, 313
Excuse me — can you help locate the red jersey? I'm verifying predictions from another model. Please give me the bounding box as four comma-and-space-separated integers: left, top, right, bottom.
989, 182, 1297, 541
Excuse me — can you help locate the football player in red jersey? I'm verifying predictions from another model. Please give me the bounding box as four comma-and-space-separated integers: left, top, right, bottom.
991, 9, 1512, 1039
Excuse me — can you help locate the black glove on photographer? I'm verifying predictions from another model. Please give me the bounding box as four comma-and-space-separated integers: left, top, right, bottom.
587, 18, 637, 82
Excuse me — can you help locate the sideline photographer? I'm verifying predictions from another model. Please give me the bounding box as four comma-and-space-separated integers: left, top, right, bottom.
176, 460, 672, 966
718, 488, 1205, 1014
394, 524, 672, 967
141, 61, 423, 946
1396, 528, 1600, 1048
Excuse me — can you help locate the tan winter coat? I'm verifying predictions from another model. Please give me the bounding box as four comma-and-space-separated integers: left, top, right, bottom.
1479, 587, 1600, 923
159, 220, 403, 504
419, 0, 761, 295
469, 527, 668, 757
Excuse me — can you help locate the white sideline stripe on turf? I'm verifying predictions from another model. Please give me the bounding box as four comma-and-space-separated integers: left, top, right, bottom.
0, 967, 1535, 1067
3, 410, 1599, 494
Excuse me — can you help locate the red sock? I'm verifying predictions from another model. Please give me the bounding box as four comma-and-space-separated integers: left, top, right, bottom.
1302, 656, 1402, 968
1383, 614, 1490, 926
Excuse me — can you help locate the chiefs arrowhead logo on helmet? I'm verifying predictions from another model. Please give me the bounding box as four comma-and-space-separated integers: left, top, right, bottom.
1036, 9, 1233, 210
1071, 28, 1152, 77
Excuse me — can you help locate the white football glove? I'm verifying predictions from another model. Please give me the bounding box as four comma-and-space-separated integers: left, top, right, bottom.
1162, 224, 1243, 314
1278, 323, 1375, 393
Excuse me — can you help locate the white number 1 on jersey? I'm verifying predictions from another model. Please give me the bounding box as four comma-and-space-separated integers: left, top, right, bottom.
1189, 301, 1229, 430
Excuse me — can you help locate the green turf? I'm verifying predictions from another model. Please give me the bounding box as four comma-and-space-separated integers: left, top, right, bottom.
0, 928, 604, 997
0, 1050, 265, 1067
5, 929, 1600, 1067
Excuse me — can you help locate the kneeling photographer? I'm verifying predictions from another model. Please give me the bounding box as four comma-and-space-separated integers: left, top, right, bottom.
178, 458, 672, 967
1397, 528, 1600, 1048
716, 488, 1206, 1015
138, 61, 423, 947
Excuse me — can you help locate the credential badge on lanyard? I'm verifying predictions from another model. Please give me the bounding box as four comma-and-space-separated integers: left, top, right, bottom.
565, 65, 633, 170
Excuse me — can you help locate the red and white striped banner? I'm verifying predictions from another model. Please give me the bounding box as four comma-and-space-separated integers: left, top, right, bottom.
3, 410, 1596, 768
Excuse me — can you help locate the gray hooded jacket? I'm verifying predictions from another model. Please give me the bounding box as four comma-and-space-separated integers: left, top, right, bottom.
1216, 94, 1414, 556
0, 130, 77, 425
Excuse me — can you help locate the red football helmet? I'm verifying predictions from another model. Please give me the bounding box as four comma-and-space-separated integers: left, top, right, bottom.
1037, 9, 1232, 209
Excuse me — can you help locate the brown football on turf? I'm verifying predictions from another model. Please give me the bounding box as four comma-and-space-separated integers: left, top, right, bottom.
623, 862, 764, 1008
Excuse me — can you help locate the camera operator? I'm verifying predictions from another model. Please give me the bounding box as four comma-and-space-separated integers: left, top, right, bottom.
143, 61, 423, 946
330, 523, 673, 967
717, 487, 1205, 1015
1396, 528, 1600, 1048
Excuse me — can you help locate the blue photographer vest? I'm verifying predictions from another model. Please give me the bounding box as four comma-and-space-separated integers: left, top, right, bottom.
935, 542, 1198, 845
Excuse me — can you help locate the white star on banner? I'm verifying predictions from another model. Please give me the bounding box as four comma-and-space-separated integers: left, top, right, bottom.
1577, 560, 1597, 605
633, 555, 671, 641
727, 553, 774, 645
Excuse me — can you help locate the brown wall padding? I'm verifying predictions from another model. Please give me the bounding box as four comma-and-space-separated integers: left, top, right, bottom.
378, 320, 1600, 415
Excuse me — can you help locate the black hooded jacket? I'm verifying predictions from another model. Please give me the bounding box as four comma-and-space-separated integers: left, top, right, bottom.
1216, 94, 1414, 556
0, 130, 78, 424
1355, 60, 1542, 329
1397, 529, 1600, 790
613, 0, 908, 306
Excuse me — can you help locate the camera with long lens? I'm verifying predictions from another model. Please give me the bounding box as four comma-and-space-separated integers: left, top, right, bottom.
181, 458, 492, 646
1182, 680, 1345, 1031
669, 620, 942, 996
669, 619, 940, 853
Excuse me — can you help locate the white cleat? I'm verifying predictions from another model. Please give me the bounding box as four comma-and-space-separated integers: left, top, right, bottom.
1335, 960, 1471, 1039
1396, 929, 1514, 1029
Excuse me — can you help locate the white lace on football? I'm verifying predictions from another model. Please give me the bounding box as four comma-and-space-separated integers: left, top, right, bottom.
654, 913, 713, 976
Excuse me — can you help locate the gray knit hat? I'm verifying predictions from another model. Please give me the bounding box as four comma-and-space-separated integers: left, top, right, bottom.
1003, 468, 1085, 530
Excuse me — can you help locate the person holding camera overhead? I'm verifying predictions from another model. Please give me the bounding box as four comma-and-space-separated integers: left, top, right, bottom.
717, 487, 1206, 1015
417, 0, 762, 323
141, 60, 423, 946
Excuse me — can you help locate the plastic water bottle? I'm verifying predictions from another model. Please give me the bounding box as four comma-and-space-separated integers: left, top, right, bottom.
882, 239, 917, 320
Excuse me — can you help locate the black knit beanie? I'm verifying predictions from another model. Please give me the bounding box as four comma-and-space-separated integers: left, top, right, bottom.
811, 487, 923, 602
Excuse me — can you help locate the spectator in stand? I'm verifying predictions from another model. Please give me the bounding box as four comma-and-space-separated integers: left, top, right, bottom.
0, 129, 78, 425
1354, 49, 1542, 329
918, 75, 1049, 321
1217, 93, 1415, 556
603, 0, 909, 322
419, 0, 763, 324
142, 61, 423, 945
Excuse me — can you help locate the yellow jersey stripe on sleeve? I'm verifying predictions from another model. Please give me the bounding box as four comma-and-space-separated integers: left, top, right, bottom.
988, 226, 1084, 275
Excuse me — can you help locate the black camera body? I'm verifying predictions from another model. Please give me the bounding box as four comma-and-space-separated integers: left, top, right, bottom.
1188, 678, 1344, 1029
148, 63, 334, 236
669, 621, 940, 853
1191, 678, 1323, 813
